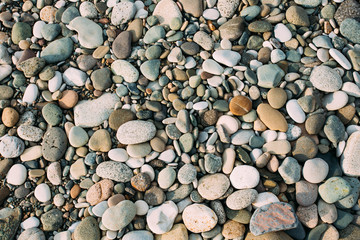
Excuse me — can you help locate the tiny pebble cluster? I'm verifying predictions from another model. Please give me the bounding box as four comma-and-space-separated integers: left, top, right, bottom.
0, 0, 360, 239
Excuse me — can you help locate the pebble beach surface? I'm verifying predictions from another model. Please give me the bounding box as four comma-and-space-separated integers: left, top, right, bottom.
1, 0, 360, 239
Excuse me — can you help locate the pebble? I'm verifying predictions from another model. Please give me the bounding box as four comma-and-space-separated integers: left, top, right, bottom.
193, 31, 214, 51
113, 31, 132, 59
96, 161, 133, 182
102, 200, 136, 231
341, 131, 360, 176
74, 93, 119, 128
198, 173, 230, 200
213, 50, 241, 67
63, 67, 87, 87
0, 135, 25, 159
226, 189, 258, 210
108, 148, 129, 162
229, 95, 252, 116
111, 60, 139, 83
278, 157, 301, 184
329, 48, 352, 70
18, 228, 45, 240
147, 201, 178, 234
111, 1, 136, 25
21, 217, 40, 229
74, 217, 100, 240
86, 179, 113, 206
182, 204, 218, 233
117, 120, 156, 144
34, 183, 51, 202
6, 164, 27, 185
309, 65, 342, 92
286, 99, 306, 123
318, 177, 351, 204
42, 127, 67, 161
285, 6, 310, 27
250, 202, 298, 236
296, 180, 318, 207
303, 158, 329, 184
122, 230, 154, 240
322, 91, 348, 111
257, 64, 285, 88
40, 37, 74, 63
230, 165, 260, 189
153, 0, 182, 26
257, 103, 288, 132
340, 18, 360, 44
22, 84, 39, 104
252, 192, 279, 209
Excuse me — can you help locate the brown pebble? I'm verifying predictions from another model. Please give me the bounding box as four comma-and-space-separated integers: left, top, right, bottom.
222, 220, 246, 239
70, 184, 81, 199
86, 179, 114, 206
109, 109, 136, 130
2, 107, 19, 127
150, 137, 166, 152
257, 103, 288, 132
337, 105, 356, 124
108, 194, 125, 207
58, 90, 78, 109
201, 109, 219, 126
229, 95, 252, 116
131, 172, 151, 192
267, 88, 287, 109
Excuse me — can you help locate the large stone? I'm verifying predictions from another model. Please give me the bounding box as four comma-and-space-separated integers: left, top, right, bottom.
74, 93, 119, 128
102, 200, 136, 231
40, 38, 74, 63
309, 65, 342, 92
198, 173, 230, 200
341, 131, 360, 176
153, 0, 182, 26
74, 217, 100, 240
218, 17, 245, 41
0, 208, 21, 240
69, 17, 103, 49
335, 0, 360, 25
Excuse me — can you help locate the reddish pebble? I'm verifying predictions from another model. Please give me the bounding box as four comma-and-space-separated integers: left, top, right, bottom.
58, 90, 78, 109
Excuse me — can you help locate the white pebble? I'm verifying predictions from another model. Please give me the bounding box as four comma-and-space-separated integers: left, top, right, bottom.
21, 217, 40, 229
286, 99, 306, 123
329, 48, 352, 70
252, 192, 279, 209
23, 84, 39, 104
48, 71, 62, 92
33, 21, 45, 39
274, 23, 292, 42
135, 200, 149, 215
193, 101, 208, 110
34, 183, 51, 202
230, 165, 260, 189
140, 164, 155, 181
322, 91, 348, 111
108, 148, 129, 162
93, 201, 109, 217
54, 231, 71, 240
261, 130, 277, 143
126, 157, 145, 168
6, 164, 27, 185
203, 8, 220, 20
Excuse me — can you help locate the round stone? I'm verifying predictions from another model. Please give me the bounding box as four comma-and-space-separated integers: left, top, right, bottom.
34, 183, 51, 202
58, 90, 78, 109
198, 173, 230, 200
117, 120, 156, 144
69, 126, 88, 148
226, 189, 258, 210
0, 136, 25, 158
230, 165, 260, 189
309, 65, 342, 92
42, 103, 63, 126
303, 158, 329, 184
2, 107, 19, 127
182, 204, 218, 233
267, 88, 287, 109
102, 200, 136, 231
229, 95, 252, 116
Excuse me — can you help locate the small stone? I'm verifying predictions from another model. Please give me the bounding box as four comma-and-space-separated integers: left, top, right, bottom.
177, 163, 197, 184
123, 230, 154, 240
89, 129, 112, 152
70, 159, 87, 180
296, 180, 318, 207
303, 158, 329, 184
63, 67, 87, 87
41, 38, 74, 63
147, 201, 178, 234
11, 22, 32, 44
2, 107, 19, 127
69, 17, 103, 49
226, 189, 258, 210
296, 204, 318, 228
40, 209, 63, 231
0, 136, 25, 159
278, 157, 301, 184
6, 164, 27, 185
182, 204, 218, 233
198, 173, 230, 200
153, 0, 182, 26
74, 93, 119, 128
217, 0, 240, 18
292, 136, 318, 162
102, 200, 136, 231
229, 95, 252, 116
111, 60, 139, 83
230, 165, 259, 189
340, 18, 360, 44
111, 1, 136, 25
285, 6, 309, 26
250, 202, 298, 236
274, 23, 292, 42
341, 131, 360, 176
96, 161, 133, 182
113, 31, 132, 59
310, 66, 342, 92
222, 220, 246, 239
131, 172, 151, 191
257, 103, 288, 132
193, 31, 214, 51
318, 177, 351, 204
248, 20, 273, 33
86, 179, 114, 206
18, 57, 45, 78
324, 115, 345, 144
47, 162, 62, 186
219, 16, 245, 41
34, 183, 51, 202
257, 64, 285, 88
117, 120, 156, 144
42, 103, 63, 126
318, 199, 337, 224
140, 60, 160, 81
18, 228, 45, 240
74, 217, 100, 240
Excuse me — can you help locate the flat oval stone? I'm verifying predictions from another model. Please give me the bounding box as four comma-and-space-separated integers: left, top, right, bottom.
262, 140, 291, 155
96, 161, 133, 182
286, 99, 305, 123
117, 120, 156, 144
309, 65, 342, 92
198, 173, 230, 200
229, 95, 252, 116
226, 189, 258, 210
257, 103, 288, 132
322, 91, 348, 111
41, 127, 67, 162
230, 165, 260, 189
182, 204, 218, 233
102, 200, 136, 231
